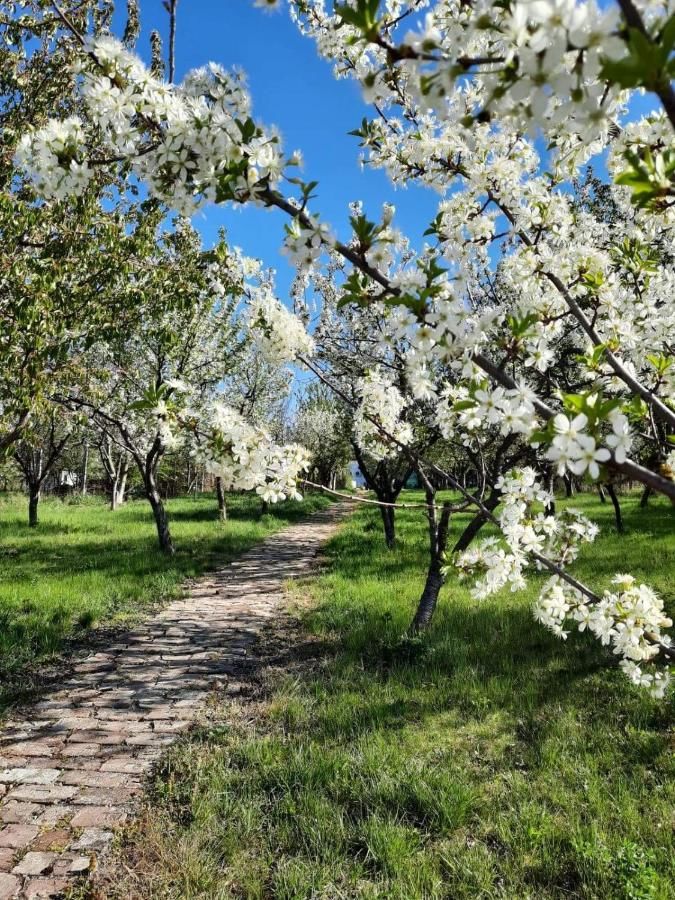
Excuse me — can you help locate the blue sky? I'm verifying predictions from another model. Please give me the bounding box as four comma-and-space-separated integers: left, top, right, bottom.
121, 0, 439, 300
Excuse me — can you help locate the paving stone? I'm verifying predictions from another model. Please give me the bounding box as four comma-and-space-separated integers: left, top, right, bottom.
1, 743, 58, 760
0, 848, 15, 872
31, 828, 72, 852
124, 734, 173, 748
150, 721, 188, 735
0, 873, 20, 900
34, 808, 73, 828
57, 771, 126, 788
99, 758, 146, 774
0, 762, 25, 774
22, 877, 70, 898
69, 807, 127, 828
11, 851, 55, 875
69, 828, 113, 852
0, 769, 60, 786
0, 824, 39, 849
5, 786, 77, 804
60, 744, 101, 758
0, 803, 39, 825
68, 855, 92, 874
73, 786, 139, 805
55, 759, 101, 773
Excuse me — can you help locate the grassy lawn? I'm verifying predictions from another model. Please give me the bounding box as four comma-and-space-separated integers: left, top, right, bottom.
112, 491, 675, 899
0, 490, 331, 712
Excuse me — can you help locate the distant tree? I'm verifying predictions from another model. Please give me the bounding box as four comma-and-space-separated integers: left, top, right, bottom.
62, 222, 244, 553
97, 430, 132, 510
13, 410, 72, 526
292, 383, 351, 490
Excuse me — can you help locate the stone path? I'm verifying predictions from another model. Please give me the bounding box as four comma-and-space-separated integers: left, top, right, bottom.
0, 504, 347, 899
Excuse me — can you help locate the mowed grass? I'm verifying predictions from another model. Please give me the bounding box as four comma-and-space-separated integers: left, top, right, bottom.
113, 491, 675, 899
0, 491, 331, 711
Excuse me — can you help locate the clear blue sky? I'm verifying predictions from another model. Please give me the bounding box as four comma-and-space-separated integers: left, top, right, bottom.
121, 0, 439, 300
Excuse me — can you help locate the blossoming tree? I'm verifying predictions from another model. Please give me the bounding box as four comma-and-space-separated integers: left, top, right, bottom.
13, 0, 675, 694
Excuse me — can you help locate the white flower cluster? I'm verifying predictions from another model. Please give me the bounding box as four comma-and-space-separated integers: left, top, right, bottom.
456, 467, 598, 597
17, 36, 284, 213
534, 574, 672, 698
546, 410, 633, 479
150, 398, 183, 452
16, 117, 92, 199
198, 402, 311, 502
282, 218, 335, 272
249, 290, 315, 365
435, 382, 540, 444
294, 0, 631, 150
455, 467, 671, 695
353, 368, 413, 460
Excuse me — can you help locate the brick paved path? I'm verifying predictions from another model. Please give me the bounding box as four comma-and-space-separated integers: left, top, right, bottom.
0, 504, 347, 899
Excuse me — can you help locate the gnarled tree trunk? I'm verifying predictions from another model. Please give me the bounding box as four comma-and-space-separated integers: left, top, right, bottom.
606, 483, 624, 534
80, 441, 89, 496
15, 428, 70, 529
144, 467, 174, 555
409, 492, 452, 633
28, 484, 40, 528
410, 554, 445, 633
350, 442, 411, 550
216, 476, 227, 522
379, 504, 396, 549
110, 460, 128, 510
115, 457, 129, 509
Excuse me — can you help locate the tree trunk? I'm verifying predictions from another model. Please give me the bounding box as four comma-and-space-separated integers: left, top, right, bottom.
116, 459, 129, 507
110, 476, 120, 511
109, 458, 128, 510
28, 485, 40, 528
145, 473, 174, 555
410, 555, 444, 632
80, 441, 89, 495
639, 485, 651, 508
597, 485, 606, 503
606, 483, 624, 534
379, 504, 396, 549
216, 476, 227, 522
409, 497, 452, 633
260, 499, 269, 516
563, 475, 574, 498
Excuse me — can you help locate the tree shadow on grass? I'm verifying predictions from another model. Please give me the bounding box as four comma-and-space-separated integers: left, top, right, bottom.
259, 499, 675, 765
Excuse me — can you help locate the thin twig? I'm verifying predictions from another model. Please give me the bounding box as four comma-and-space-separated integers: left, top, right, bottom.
167, 0, 178, 84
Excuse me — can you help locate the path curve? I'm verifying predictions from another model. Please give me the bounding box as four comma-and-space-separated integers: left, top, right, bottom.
0, 503, 347, 899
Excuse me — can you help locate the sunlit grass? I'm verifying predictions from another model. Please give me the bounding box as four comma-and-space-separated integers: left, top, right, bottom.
0, 490, 331, 711
112, 490, 675, 899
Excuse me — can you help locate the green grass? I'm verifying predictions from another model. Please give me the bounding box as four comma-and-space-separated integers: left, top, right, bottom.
114, 491, 675, 899
0, 490, 331, 712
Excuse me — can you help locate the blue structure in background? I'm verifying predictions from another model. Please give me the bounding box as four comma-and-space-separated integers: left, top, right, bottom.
348, 462, 367, 488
